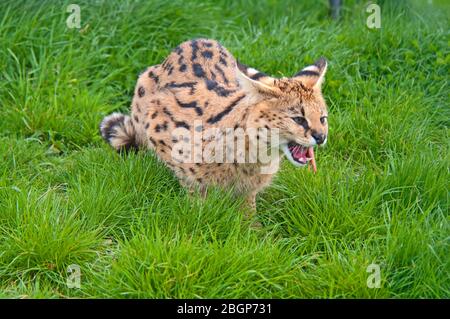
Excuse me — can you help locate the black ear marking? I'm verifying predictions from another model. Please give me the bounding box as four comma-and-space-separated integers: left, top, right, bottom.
294, 57, 327, 78
314, 57, 327, 70
250, 72, 267, 80
236, 60, 249, 74
294, 70, 320, 77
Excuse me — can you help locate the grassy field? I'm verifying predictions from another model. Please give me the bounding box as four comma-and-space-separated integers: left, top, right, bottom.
0, 0, 448, 298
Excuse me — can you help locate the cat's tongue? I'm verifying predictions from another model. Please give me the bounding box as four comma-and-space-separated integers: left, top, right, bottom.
291, 145, 308, 163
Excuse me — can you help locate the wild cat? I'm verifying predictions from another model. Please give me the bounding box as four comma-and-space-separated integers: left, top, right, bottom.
100, 39, 328, 222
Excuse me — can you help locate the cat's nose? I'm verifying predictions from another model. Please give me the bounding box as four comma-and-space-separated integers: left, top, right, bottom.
312, 132, 326, 145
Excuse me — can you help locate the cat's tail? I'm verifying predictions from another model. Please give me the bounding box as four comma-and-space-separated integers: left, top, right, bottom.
100, 112, 139, 152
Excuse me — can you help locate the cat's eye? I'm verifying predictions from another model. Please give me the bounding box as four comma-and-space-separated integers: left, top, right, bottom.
292, 116, 308, 128
320, 116, 328, 124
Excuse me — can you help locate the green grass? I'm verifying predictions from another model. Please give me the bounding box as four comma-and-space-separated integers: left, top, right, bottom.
0, 0, 448, 298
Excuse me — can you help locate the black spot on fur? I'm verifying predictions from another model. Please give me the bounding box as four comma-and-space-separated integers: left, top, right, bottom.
154, 121, 168, 133
193, 63, 206, 78
202, 50, 213, 59
138, 86, 145, 97
179, 64, 187, 72
163, 107, 173, 117
163, 62, 172, 71
191, 40, 200, 61
205, 79, 217, 90
151, 111, 158, 119
207, 94, 246, 124
189, 167, 195, 173
219, 47, 228, 58
149, 71, 159, 83
175, 46, 183, 55
145, 123, 150, 129
219, 56, 227, 66
134, 115, 139, 123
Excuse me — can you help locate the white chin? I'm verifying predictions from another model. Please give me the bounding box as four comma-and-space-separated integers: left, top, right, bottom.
281, 144, 307, 168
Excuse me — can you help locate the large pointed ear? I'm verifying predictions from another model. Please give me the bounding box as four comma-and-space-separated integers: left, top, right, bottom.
294, 57, 328, 89
235, 61, 280, 98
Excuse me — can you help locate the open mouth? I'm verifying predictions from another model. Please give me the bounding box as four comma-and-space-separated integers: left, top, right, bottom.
282, 142, 317, 172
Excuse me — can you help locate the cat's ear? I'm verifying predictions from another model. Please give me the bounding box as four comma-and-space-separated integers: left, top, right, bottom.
235, 61, 281, 98
294, 57, 328, 89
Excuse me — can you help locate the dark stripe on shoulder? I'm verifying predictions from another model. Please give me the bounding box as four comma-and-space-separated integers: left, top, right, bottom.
163, 106, 191, 130
175, 98, 203, 116
205, 79, 235, 97
207, 94, 246, 124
